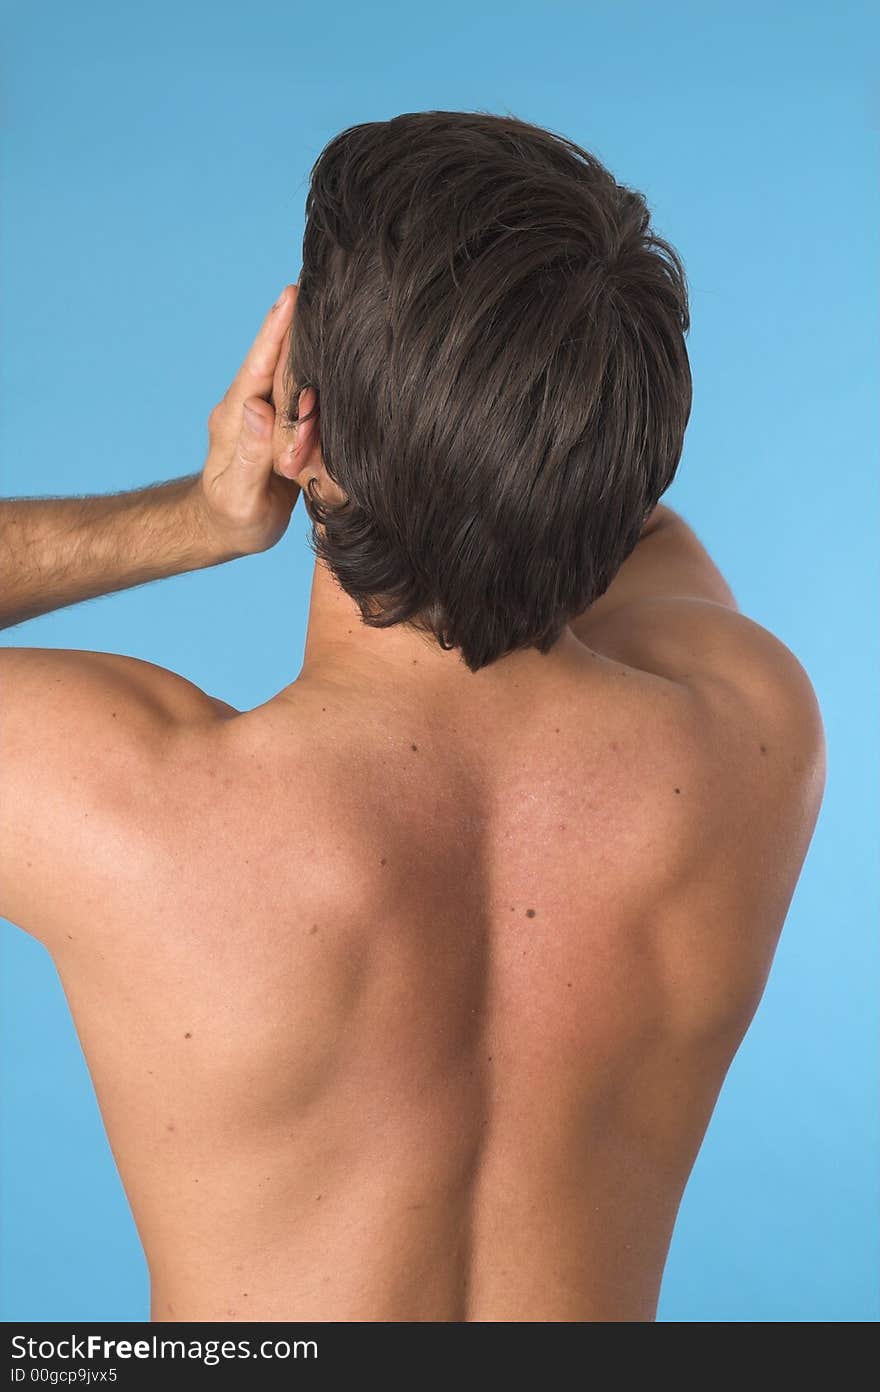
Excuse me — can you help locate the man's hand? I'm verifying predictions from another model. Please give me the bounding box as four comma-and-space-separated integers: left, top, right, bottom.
0, 283, 307, 631
196, 284, 303, 558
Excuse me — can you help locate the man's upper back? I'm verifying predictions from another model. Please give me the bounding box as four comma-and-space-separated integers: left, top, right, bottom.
0, 511, 826, 1321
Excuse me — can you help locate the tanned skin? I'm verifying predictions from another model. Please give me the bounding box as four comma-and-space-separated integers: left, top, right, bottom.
0, 286, 826, 1321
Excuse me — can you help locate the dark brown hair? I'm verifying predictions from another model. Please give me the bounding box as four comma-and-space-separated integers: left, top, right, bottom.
284, 109, 692, 672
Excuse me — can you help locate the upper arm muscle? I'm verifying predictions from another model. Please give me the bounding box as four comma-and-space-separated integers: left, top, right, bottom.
0, 647, 233, 939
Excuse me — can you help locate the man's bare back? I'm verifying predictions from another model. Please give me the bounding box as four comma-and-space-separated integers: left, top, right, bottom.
0, 296, 826, 1325
1, 532, 825, 1322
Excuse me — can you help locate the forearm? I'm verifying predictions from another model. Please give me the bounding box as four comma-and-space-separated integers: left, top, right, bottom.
0, 474, 232, 632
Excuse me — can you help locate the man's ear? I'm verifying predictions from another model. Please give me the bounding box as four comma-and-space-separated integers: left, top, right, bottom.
274, 387, 317, 481
272, 390, 347, 506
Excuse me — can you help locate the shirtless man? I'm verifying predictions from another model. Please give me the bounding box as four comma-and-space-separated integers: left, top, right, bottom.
0, 112, 825, 1322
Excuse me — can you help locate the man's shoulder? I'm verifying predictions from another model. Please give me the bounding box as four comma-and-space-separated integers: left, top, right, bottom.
587, 597, 826, 801
0, 645, 239, 726
677, 602, 826, 829
587, 604, 827, 1042
0, 646, 237, 940
586, 599, 827, 935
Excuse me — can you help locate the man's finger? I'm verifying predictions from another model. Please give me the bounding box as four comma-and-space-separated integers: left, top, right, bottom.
226, 285, 297, 411
235, 397, 277, 477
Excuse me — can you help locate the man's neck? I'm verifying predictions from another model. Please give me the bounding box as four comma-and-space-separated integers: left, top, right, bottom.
292, 558, 592, 700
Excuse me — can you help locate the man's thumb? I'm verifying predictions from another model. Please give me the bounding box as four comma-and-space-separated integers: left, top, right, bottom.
242, 400, 271, 439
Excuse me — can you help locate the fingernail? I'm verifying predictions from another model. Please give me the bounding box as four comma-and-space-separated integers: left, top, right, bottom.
273, 286, 288, 310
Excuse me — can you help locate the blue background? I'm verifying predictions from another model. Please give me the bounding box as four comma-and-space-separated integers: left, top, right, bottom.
1, 0, 877, 1323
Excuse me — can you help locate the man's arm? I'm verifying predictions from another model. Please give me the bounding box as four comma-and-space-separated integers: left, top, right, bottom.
0, 477, 229, 631
570, 502, 737, 646
0, 284, 299, 634
0, 287, 300, 944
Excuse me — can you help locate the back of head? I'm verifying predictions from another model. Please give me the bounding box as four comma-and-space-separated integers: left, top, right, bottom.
286, 110, 692, 673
